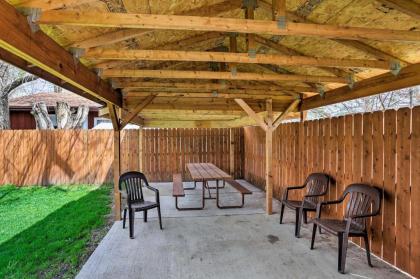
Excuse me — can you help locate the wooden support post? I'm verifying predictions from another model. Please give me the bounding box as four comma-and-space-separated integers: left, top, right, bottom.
273, 0, 286, 24
228, 33, 238, 74
265, 99, 273, 214
139, 127, 143, 171
230, 128, 235, 176
113, 130, 121, 221
243, 0, 257, 55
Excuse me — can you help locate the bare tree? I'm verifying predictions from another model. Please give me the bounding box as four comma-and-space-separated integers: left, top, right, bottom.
309, 86, 420, 119
32, 101, 89, 129
0, 61, 38, 129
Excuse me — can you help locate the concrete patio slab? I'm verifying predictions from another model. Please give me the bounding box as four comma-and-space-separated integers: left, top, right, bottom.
77, 180, 408, 279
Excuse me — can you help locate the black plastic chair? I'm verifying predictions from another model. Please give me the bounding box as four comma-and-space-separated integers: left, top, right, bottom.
279, 173, 331, 237
119, 171, 162, 238
310, 184, 382, 273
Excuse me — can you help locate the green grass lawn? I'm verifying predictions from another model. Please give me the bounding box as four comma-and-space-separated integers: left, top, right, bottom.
0, 184, 112, 279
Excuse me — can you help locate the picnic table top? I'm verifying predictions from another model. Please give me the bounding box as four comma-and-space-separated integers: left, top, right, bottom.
186, 163, 231, 181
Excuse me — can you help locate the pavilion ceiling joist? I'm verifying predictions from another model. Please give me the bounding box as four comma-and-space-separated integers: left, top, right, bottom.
36, 11, 420, 42
2, 0, 420, 128
84, 49, 392, 69
0, 1, 122, 106
101, 69, 348, 83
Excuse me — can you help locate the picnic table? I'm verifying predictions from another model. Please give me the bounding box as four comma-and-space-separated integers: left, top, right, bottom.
172, 163, 251, 210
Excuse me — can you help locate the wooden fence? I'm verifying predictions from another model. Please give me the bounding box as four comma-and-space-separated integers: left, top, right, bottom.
243, 106, 419, 278
0, 128, 243, 186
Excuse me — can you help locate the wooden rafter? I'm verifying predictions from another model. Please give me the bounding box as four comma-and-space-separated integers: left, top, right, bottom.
69, 0, 241, 49
273, 99, 300, 128
120, 94, 156, 129
112, 81, 316, 93
258, 0, 411, 64
84, 49, 391, 69
234, 99, 268, 131
0, 1, 122, 106
101, 69, 348, 83
0, 48, 104, 105
272, 0, 286, 21
124, 91, 295, 101
254, 35, 352, 78
301, 63, 420, 110
37, 11, 420, 42
12, 0, 95, 10
90, 32, 225, 70
376, 0, 420, 20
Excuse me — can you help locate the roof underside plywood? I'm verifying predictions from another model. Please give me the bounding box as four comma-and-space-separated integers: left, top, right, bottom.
5, 0, 420, 127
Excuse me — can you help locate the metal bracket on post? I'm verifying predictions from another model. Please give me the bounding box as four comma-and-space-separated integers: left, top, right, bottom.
241, 0, 258, 9
231, 67, 237, 76
26, 8, 42, 33
69, 47, 85, 66
277, 16, 287, 29
95, 68, 103, 82
248, 49, 256, 58
390, 60, 401, 76
346, 74, 355, 89
317, 85, 325, 98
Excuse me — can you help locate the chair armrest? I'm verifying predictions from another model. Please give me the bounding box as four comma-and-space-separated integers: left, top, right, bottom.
351, 212, 379, 219
304, 193, 326, 198
315, 198, 345, 218
283, 185, 306, 200
145, 184, 160, 203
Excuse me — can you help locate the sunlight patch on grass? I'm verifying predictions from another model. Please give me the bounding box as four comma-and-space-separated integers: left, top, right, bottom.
0, 184, 111, 279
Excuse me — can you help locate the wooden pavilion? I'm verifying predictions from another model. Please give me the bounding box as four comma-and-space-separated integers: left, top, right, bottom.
1, 0, 419, 227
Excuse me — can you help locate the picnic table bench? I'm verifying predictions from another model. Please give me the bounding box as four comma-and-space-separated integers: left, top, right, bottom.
172, 163, 252, 210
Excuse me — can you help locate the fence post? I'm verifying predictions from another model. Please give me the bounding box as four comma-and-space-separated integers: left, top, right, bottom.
113, 130, 121, 221
230, 129, 235, 177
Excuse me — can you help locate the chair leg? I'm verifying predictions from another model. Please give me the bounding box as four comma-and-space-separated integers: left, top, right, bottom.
303, 210, 308, 224
157, 205, 163, 230
143, 210, 147, 223
363, 234, 373, 267
310, 223, 317, 250
129, 209, 134, 239
339, 233, 349, 274
279, 203, 285, 224
122, 208, 127, 229
295, 208, 303, 238
338, 233, 343, 272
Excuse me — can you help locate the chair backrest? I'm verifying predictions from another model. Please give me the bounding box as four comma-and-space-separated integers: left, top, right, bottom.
342, 184, 382, 231
119, 171, 149, 203
304, 173, 330, 206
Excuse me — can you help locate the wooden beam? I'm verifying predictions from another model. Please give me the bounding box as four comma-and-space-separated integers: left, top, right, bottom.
0, 1, 122, 106
234, 99, 268, 131
113, 129, 121, 220
272, 0, 286, 21
91, 32, 224, 70
376, 0, 420, 20
120, 94, 156, 129
38, 11, 420, 42
108, 103, 120, 131
273, 99, 300, 129
254, 35, 352, 77
11, 0, 95, 10
124, 91, 295, 100
243, 0, 257, 53
301, 63, 420, 110
113, 81, 316, 93
102, 69, 348, 83
265, 98, 273, 214
84, 49, 390, 69
0, 48, 104, 105
258, 0, 410, 64
69, 0, 241, 49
